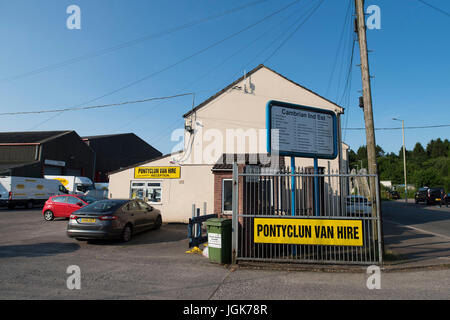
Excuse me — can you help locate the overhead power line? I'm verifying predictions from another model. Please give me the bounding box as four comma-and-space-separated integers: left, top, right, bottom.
263, 0, 324, 63
0, 93, 193, 116
0, 0, 271, 83
79, 0, 301, 107
345, 124, 450, 131
115, 2, 308, 132
218, 0, 320, 91
30, 0, 300, 128
325, 0, 353, 97
417, 0, 450, 18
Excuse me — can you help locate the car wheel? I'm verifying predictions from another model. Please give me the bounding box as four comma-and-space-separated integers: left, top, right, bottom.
154, 215, 162, 230
121, 224, 132, 242
44, 210, 54, 221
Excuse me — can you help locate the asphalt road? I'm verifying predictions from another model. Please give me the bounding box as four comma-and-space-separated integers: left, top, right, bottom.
382, 200, 450, 239
0, 206, 449, 300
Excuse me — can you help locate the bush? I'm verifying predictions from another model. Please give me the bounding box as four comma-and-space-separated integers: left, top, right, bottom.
395, 186, 416, 199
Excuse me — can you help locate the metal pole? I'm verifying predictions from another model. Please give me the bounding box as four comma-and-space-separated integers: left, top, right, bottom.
291, 157, 297, 257
375, 175, 383, 264
402, 120, 407, 203
291, 157, 295, 216
393, 118, 408, 204
192, 204, 196, 242
314, 158, 319, 216
231, 162, 238, 264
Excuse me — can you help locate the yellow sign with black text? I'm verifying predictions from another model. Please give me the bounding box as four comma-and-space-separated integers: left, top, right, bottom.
254, 218, 363, 247
134, 166, 180, 179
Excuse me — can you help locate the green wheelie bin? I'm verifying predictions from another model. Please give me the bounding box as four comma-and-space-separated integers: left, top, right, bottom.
205, 218, 232, 264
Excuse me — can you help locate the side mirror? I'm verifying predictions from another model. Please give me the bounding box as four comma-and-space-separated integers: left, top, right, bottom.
77, 202, 83, 207
148, 206, 153, 212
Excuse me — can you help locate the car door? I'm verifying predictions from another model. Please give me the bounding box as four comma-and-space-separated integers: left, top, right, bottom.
125, 200, 145, 231
65, 196, 84, 217
137, 200, 156, 228
51, 196, 68, 217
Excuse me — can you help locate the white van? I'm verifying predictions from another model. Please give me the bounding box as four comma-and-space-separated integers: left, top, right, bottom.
0, 176, 68, 209
44, 175, 95, 195
85, 182, 109, 200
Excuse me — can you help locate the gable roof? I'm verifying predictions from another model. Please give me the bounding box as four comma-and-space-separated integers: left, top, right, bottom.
0, 131, 72, 144
82, 133, 133, 140
183, 64, 343, 118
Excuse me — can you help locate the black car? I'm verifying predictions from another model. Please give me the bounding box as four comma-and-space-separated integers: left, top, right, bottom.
388, 190, 400, 200
414, 187, 429, 204
415, 187, 446, 205
67, 199, 162, 242
427, 187, 446, 205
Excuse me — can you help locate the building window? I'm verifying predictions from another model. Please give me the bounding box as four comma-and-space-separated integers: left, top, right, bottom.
130, 181, 162, 204
222, 179, 233, 215
147, 182, 162, 203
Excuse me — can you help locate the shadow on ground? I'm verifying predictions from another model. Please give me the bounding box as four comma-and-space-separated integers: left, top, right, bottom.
84, 223, 188, 246
0, 242, 80, 258
383, 220, 450, 263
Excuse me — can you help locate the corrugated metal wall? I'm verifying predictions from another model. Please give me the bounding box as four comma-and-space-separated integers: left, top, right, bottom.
0, 145, 37, 162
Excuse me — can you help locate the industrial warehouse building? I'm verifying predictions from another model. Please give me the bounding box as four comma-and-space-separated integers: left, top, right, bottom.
0, 131, 95, 178
108, 65, 349, 223
0, 131, 161, 182
83, 133, 162, 182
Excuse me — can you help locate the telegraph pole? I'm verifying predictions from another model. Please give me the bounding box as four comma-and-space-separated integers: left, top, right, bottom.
393, 118, 408, 203
401, 120, 407, 203
354, 0, 383, 253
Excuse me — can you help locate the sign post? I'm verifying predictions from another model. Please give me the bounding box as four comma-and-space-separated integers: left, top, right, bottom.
291, 156, 295, 216
266, 100, 338, 217
314, 157, 319, 217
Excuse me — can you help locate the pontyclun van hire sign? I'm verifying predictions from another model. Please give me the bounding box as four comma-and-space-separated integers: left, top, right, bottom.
134, 167, 180, 179
266, 100, 338, 159
254, 218, 363, 247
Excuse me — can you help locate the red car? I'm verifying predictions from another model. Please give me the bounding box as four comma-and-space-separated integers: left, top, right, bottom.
42, 195, 97, 221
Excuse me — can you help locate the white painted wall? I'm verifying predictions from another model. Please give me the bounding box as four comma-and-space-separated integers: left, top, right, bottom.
109, 66, 347, 222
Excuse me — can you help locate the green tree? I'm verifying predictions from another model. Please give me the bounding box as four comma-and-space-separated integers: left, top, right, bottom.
348, 138, 449, 192
412, 142, 426, 159
427, 138, 449, 158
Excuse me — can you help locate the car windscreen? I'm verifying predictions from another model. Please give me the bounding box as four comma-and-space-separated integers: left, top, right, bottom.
78, 196, 97, 204
76, 200, 125, 213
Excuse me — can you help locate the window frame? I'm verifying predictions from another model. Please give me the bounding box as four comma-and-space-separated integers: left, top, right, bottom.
222, 179, 233, 215
130, 180, 162, 204
52, 196, 68, 204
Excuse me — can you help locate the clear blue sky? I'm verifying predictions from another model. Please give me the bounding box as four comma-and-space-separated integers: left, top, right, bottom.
0, 0, 449, 155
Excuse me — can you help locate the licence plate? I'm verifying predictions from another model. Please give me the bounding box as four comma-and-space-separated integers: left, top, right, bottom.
436, 198, 441, 201
80, 218, 96, 223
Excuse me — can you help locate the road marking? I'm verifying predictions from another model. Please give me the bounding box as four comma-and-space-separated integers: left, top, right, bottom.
383, 219, 450, 241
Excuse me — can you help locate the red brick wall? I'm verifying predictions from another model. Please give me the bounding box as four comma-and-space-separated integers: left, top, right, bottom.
213, 171, 232, 218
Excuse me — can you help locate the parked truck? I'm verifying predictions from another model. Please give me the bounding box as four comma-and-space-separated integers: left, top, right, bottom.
84, 182, 109, 200
0, 176, 68, 209
44, 175, 95, 195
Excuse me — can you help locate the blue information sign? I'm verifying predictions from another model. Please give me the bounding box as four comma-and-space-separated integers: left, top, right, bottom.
266, 100, 338, 159
266, 100, 339, 218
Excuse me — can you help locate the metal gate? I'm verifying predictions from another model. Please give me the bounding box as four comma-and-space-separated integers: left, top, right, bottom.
231, 163, 382, 265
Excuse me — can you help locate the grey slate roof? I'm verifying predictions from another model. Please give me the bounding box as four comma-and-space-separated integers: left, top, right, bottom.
0, 131, 72, 144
